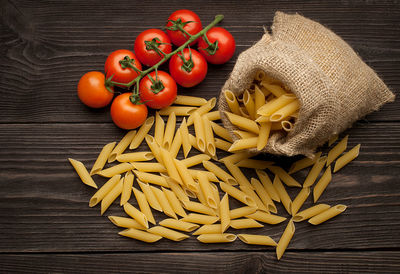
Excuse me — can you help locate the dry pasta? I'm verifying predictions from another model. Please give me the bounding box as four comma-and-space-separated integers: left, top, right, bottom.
162, 187, 187, 218
69, 158, 98, 189
90, 142, 116, 175
123, 202, 149, 229
276, 219, 295, 260
291, 187, 310, 216
179, 117, 192, 158
147, 226, 189, 241
174, 95, 208, 106
138, 180, 163, 212
313, 166, 332, 202
255, 169, 280, 202
116, 151, 154, 162
97, 163, 133, 178
162, 112, 176, 150
192, 224, 222, 235
154, 111, 165, 146
159, 218, 199, 232
101, 177, 124, 215
120, 171, 134, 206
158, 106, 197, 116
292, 204, 331, 222
219, 194, 230, 233
230, 218, 263, 229
333, 144, 361, 173
108, 216, 147, 230
326, 135, 348, 166
119, 228, 162, 243
308, 204, 347, 225
246, 210, 286, 225
129, 116, 155, 149
238, 234, 277, 246
197, 233, 237, 243
132, 186, 156, 225
108, 130, 136, 163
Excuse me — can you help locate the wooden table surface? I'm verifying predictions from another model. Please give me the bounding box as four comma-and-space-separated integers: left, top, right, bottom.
1, 0, 399, 273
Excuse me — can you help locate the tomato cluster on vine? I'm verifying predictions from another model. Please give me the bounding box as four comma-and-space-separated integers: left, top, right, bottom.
77, 10, 235, 129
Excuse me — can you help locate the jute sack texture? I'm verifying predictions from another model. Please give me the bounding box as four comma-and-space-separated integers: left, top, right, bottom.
219, 11, 395, 157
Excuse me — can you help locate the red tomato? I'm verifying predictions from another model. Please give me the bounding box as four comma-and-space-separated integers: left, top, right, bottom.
139, 71, 177, 109
110, 93, 148, 129
166, 9, 202, 46
104, 49, 142, 85
77, 71, 113, 108
198, 27, 236, 65
169, 48, 207, 88
134, 29, 172, 67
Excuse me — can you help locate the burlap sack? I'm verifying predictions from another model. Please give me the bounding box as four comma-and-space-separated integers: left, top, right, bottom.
219, 11, 395, 158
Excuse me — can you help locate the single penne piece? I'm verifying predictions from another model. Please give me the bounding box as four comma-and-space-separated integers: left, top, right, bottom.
239, 106, 250, 119
224, 111, 259, 134
120, 171, 134, 206
220, 194, 230, 233
202, 160, 237, 185
116, 151, 154, 162
236, 159, 274, 170
173, 159, 198, 193
188, 133, 202, 152
147, 226, 189, 241
90, 142, 116, 175
255, 70, 266, 81
267, 166, 301, 187
257, 93, 296, 116
328, 134, 339, 146
174, 95, 208, 106
160, 148, 182, 184
210, 121, 233, 142
205, 110, 221, 121
181, 154, 211, 168
182, 200, 216, 216
251, 178, 277, 213
89, 175, 121, 207
132, 186, 156, 225
197, 233, 237, 243
214, 138, 233, 152
292, 204, 331, 222
219, 181, 256, 207
192, 224, 222, 235
108, 216, 147, 230
129, 116, 155, 149
119, 228, 162, 243
158, 106, 197, 116
97, 163, 134, 178
269, 100, 300, 122
179, 117, 192, 158
131, 162, 166, 173
68, 158, 98, 189
276, 219, 295, 260
228, 137, 258, 152
188, 169, 219, 183
238, 234, 277, 246
219, 151, 258, 164
154, 111, 165, 147
240, 185, 269, 212
162, 112, 176, 150
254, 85, 266, 116
233, 130, 257, 139
243, 89, 256, 120
170, 128, 182, 159
210, 183, 221, 210
138, 180, 163, 212
291, 187, 311, 216
186, 97, 217, 126
123, 202, 149, 229
261, 82, 287, 97
202, 115, 216, 157
108, 130, 136, 163
223, 160, 253, 189
326, 135, 348, 166
150, 185, 177, 219
133, 171, 168, 187
159, 218, 199, 232
230, 218, 263, 229
101, 178, 124, 215
257, 122, 272, 150
192, 111, 206, 152
255, 170, 280, 202
224, 90, 241, 115
308, 204, 347, 225
144, 135, 163, 164
230, 206, 257, 219
181, 213, 219, 225
272, 175, 292, 215
255, 115, 270, 123
282, 120, 294, 132
162, 187, 187, 218
195, 183, 209, 207
246, 210, 286, 225
333, 144, 361, 173
313, 166, 332, 202
166, 177, 189, 202
197, 171, 218, 209
288, 151, 322, 174
302, 156, 327, 188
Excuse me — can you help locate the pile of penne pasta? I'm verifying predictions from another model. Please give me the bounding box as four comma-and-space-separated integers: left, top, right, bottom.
69, 89, 360, 260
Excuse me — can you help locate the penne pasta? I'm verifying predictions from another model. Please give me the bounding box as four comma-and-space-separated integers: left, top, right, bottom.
192, 111, 206, 152
220, 194, 230, 233
267, 166, 301, 187
144, 135, 163, 164
186, 97, 217, 126
197, 171, 218, 209
326, 135, 348, 166
272, 175, 292, 215
255, 170, 280, 202
202, 115, 216, 156
261, 82, 287, 97
233, 130, 257, 139
197, 233, 237, 243
224, 90, 241, 115
131, 162, 166, 173
119, 228, 162, 243
210, 121, 233, 142
162, 187, 187, 217
224, 111, 259, 134
230, 206, 257, 219
181, 154, 211, 168
204, 111, 221, 121
100, 177, 124, 215
240, 185, 269, 212
133, 171, 168, 187
150, 186, 177, 219
281, 120, 294, 132
182, 200, 216, 216
181, 213, 219, 225
108, 216, 147, 230
243, 89, 256, 120
170, 128, 182, 159
162, 112, 176, 150
251, 178, 277, 213
116, 151, 154, 162
288, 152, 322, 174
246, 210, 286, 225
257, 122, 272, 150
179, 118, 192, 158
192, 224, 222, 235
219, 181, 256, 207
147, 226, 189, 241
129, 116, 155, 149
132, 186, 156, 225
174, 95, 208, 106
159, 218, 199, 232
219, 151, 258, 164
120, 171, 134, 206
293, 204, 331, 222
333, 144, 361, 173
97, 163, 134, 178
154, 111, 165, 147
90, 142, 116, 175
291, 187, 310, 216
228, 137, 258, 152
202, 160, 237, 185
123, 202, 149, 229
230, 218, 263, 229
308, 204, 347, 225
269, 100, 300, 122
302, 156, 327, 188
276, 219, 295, 260
138, 180, 163, 212
158, 106, 197, 116
173, 159, 198, 193
238, 234, 277, 246
89, 175, 121, 207
160, 148, 182, 184
214, 137, 233, 152
257, 93, 296, 116
254, 85, 266, 117
166, 177, 189, 203
68, 158, 98, 189
313, 166, 332, 202
223, 160, 253, 189
188, 169, 219, 183
255, 70, 266, 81
108, 130, 136, 163
236, 159, 274, 169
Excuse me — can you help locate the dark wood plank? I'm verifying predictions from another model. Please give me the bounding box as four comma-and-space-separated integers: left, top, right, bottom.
0, 0, 398, 123
0, 122, 399, 252
0, 251, 400, 273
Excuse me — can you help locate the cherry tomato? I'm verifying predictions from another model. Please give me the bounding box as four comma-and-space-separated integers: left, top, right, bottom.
77, 71, 113, 108
198, 27, 236, 65
110, 93, 148, 130
169, 48, 207, 88
139, 70, 177, 109
134, 29, 172, 67
166, 9, 202, 47
104, 49, 142, 85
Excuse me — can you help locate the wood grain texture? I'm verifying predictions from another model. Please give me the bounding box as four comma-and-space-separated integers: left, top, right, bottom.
0, 251, 400, 273
0, 0, 399, 123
